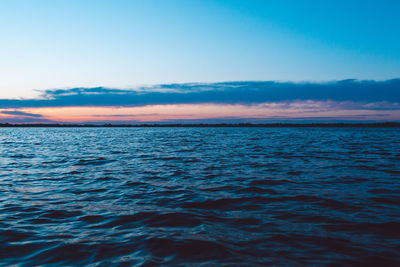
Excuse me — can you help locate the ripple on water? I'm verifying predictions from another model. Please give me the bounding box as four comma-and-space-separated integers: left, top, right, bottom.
0, 127, 399, 265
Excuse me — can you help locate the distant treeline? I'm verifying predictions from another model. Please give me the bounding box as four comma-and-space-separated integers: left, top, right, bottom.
1, 122, 400, 127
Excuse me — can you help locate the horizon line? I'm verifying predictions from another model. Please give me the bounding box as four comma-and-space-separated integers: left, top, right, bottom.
1, 122, 400, 128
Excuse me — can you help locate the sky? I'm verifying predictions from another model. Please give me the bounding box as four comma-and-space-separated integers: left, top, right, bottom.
0, 0, 399, 123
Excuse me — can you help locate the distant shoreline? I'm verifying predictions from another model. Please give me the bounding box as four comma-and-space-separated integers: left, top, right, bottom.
1, 122, 400, 127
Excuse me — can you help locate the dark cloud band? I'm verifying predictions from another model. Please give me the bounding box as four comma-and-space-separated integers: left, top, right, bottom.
0, 79, 399, 108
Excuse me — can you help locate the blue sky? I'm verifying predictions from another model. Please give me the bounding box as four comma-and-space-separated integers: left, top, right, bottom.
0, 0, 399, 99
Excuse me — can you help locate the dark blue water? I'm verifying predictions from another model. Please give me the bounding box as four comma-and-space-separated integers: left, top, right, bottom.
1, 127, 399, 266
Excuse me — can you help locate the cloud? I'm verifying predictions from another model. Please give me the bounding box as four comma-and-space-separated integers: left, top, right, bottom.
0, 110, 55, 123
1, 110, 43, 117
0, 79, 399, 109
0, 117, 55, 123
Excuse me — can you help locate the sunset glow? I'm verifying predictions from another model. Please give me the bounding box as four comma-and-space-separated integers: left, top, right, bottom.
1, 101, 399, 124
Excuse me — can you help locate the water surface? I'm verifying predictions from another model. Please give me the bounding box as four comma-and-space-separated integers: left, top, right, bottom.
1, 127, 399, 265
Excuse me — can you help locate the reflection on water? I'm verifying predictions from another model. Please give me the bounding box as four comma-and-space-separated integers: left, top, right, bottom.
0, 127, 399, 265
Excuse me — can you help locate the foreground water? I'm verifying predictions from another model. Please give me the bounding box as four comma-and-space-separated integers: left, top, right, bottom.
0, 127, 399, 266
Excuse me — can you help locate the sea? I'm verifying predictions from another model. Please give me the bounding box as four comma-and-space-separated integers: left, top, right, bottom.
0, 127, 399, 266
